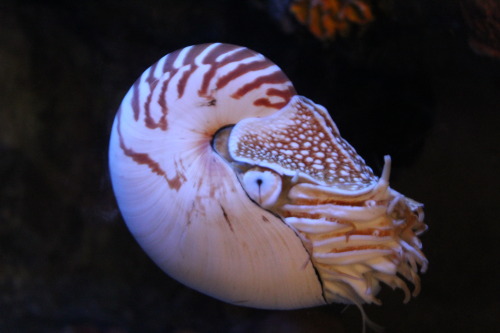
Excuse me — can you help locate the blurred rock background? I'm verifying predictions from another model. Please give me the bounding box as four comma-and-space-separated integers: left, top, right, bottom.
0, 0, 499, 332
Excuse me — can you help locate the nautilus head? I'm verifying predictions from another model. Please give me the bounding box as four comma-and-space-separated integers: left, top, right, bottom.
109, 43, 428, 310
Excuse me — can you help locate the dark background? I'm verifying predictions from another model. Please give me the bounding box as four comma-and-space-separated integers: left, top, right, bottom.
1, 0, 499, 332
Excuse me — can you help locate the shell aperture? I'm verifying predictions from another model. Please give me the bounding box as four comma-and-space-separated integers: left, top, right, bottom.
109, 43, 428, 310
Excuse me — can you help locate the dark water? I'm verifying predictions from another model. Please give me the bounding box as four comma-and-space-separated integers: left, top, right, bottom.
1, 1, 499, 332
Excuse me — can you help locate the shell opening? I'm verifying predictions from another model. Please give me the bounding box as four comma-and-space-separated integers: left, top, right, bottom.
212, 125, 234, 162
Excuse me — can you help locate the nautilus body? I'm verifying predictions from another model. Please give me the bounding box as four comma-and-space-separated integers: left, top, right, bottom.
109, 43, 427, 310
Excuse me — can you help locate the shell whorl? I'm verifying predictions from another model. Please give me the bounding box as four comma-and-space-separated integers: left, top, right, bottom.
109, 43, 428, 310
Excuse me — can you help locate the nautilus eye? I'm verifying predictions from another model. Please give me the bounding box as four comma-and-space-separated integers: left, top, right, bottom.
241, 167, 282, 208
109, 43, 428, 311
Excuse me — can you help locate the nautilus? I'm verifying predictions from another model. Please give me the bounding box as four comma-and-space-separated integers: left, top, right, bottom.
109, 43, 428, 311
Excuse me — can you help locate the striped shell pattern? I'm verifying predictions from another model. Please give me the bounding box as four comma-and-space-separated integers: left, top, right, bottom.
109, 43, 428, 310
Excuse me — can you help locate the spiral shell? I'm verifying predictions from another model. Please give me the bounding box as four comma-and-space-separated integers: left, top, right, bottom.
109, 43, 428, 310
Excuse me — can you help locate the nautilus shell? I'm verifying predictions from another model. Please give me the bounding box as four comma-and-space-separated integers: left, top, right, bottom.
109, 43, 428, 310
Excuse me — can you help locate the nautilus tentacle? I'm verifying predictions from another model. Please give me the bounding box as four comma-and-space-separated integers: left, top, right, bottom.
109, 43, 428, 310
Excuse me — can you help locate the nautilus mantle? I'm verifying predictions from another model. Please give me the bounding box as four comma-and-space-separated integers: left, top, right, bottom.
109, 43, 428, 309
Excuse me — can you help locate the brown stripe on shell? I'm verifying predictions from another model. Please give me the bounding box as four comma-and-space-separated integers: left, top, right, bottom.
162, 49, 182, 72
253, 98, 286, 109
143, 80, 159, 129
202, 44, 241, 64
131, 48, 183, 130
231, 71, 289, 99
143, 68, 179, 131
252, 87, 296, 109
215, 60, 273, 91
117, 112, 166, 178
146, 61, 159, 86
267, 86, 296, 100
198, 65, 217, 97
142, 76, 168, 131
182, 44, 212, 65
214, 47, 257, 67
199, 47, 256, 97
158, 68, 178, 113
177, 65, 198, 98
117, 112, 185, 191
